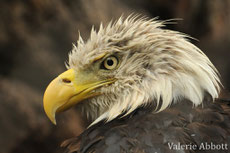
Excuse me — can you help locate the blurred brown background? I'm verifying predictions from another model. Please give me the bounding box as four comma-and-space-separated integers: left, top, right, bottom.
0, 0, 230, 153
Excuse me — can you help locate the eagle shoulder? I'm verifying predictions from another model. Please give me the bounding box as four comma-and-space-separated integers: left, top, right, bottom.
62, 98, 230, 153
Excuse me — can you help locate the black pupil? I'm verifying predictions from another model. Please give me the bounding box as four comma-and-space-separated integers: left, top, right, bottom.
107, 59, 114, 66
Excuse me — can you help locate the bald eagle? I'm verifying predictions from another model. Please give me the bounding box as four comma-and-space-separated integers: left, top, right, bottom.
43, 16, 230, 153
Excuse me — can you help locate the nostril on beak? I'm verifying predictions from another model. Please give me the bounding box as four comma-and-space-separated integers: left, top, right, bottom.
62, 78, 71, 83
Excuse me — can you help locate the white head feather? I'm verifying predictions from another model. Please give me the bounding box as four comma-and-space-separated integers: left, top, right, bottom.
68, 15, 221, 126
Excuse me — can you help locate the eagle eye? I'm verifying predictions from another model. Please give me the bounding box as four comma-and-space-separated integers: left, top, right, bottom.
102, 56, 118, 70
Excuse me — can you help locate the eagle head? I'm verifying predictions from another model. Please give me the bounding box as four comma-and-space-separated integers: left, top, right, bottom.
43, 16, 220, 125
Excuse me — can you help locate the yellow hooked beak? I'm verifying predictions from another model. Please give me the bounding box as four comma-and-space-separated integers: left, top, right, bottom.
43, 69, 115, 125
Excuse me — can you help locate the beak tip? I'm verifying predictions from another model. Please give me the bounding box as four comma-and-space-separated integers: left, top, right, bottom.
48, 112, 57, 125
43, 106, 58, 125
48, 115, 57, 125
52, 120, 57, 125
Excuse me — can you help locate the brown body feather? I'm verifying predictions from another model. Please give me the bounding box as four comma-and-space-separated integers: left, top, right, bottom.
62, 96, 230, 153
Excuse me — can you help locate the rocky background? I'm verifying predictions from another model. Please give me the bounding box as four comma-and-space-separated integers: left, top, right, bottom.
0, 0, 230, 153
